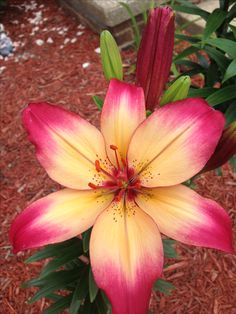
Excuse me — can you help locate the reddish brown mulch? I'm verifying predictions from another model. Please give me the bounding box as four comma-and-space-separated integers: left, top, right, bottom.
0, 1, 235, 313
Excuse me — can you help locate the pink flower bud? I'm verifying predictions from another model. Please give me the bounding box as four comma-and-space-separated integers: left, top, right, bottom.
202, 121, 236, 173
136, 7, 175, 110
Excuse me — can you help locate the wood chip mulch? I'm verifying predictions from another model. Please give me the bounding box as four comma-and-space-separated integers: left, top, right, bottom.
0, 1, 235, 313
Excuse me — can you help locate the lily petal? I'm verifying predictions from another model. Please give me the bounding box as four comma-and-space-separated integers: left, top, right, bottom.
90, 199, 163, 314
23, 103, 112, 189
101, 79, 146, 165
136, 185, 233, 253
128, 98, 225, 187
10, 189, 113, 253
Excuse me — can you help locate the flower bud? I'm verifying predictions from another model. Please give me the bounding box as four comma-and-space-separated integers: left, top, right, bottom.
100, 30, 123, 81
136, 7, 175, 110
202, 121, 236, 173
160, 76, 191, 106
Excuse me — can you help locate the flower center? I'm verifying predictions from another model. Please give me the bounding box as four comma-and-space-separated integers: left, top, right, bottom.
88, 145, 141, 200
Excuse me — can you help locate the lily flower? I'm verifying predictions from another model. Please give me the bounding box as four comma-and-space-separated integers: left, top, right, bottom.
136, 7, 175, 110
10, 79, 233, 314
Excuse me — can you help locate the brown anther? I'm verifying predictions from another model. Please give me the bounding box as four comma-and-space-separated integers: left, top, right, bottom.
110, 145, 118, 150
88, 182, 98, 189
95, 160, 101, 172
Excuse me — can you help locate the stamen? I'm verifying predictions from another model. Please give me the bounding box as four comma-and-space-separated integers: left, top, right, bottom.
95, 160, 101, 172
110, 145, 120, 170
121, 157, 127, 168
88, 182, 98, 189
94, 160, 115, 179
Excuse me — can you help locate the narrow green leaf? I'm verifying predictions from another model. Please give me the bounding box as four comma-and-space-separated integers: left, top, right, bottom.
196, 52, 209, 69
202, 8, 227, 41
204, 46, 230, 73
92, 95, 104, 110
174, 46, 199, 62
204, 38, 236, 58
175, 59, 204, 72
89, 268, 99, 303
175, 33, 201, 44
226, 3, 236, 23
230, 24, 236, 39
25, 269, 81, 299
153, 279, 175, 295
163, 239, 178, 258
188, 87, 217, 98
100, 30, 123, 81
43, 294, 73, 314
206, 85, 236, 106
172, 4, 209, 21
160, 76, 191, 106
95, 292, 109, 314
222, 58, 236, 83
69, 280, 81, 314
82, 228, 92, 253
40, 248, 83, 278
119, 2, 140, 49
25, 238, 81, 264
225, 103, 236, 126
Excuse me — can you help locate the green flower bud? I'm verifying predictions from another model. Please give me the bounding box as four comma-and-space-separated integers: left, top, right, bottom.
100, 30, 123, 81
160, 76, 191, 106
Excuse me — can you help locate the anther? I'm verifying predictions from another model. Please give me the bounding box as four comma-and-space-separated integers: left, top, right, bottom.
88, 182, 98, 189
95, 160, 101, 172
110, 145, 118, 150
94, 159, 115, 180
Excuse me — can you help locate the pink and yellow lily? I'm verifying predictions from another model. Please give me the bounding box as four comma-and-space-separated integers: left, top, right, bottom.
10, 79, 233, 314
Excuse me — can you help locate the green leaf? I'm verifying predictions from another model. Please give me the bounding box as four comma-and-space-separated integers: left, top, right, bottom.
78, 297, 96, 314
82, 228, 92, 253
95, 292, 109, 314
175, 33, 201, 44
202, 8, 227, 41
100, 30, 123, 81
230, 24, 236, 39
43, 294, 73, 314
25, 238, 81, 263
188, 87, 217, 98
174, 46, 199, 62
160, 76, 191, 106
163, 239, 178, 258
225, 103, 236, 126
69, 269, 89, 314
206, 85, 236, 106
226, 3, 236, 23
25, 269, 82, 302
204, 46, 230, 73
175, 59, 204, 72
89, 268, 99, 303
40, 247, 83, 278
204, 38, 236, 58
92, 95, 104, 110
119, 2, 140, 49
172, 4, 209, 21
153, 279, 175, 295
222, 58, 236, 83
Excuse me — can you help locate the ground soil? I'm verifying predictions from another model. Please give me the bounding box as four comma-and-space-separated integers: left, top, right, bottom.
0, 1, 235, 314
